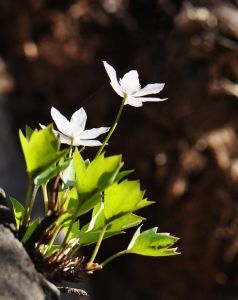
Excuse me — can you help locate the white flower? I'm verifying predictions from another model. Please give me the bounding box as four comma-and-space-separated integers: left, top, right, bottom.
41, 107, 110, 147
103, 61, 167, 107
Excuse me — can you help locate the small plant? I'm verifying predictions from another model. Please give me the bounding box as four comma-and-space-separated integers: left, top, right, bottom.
10, 61, 179, 296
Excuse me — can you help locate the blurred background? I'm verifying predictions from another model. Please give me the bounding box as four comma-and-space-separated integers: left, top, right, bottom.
1, 0, 238, 299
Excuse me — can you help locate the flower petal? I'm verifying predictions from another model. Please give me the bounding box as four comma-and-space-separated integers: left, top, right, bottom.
140, 97, 168, 103
70, 107, 87, 136
125, 96, 143, 107
103, 61, 124, 97
78, 127, 110, 139
73, 139, 102, 147
56, 132, 72, 145
120, 70, 141, 94
40, 124, 72, 144
133, 83, 165, 97
51, 107, 71, 136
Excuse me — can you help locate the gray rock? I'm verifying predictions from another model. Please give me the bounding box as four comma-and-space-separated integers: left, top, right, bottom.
0, 225, 60, 300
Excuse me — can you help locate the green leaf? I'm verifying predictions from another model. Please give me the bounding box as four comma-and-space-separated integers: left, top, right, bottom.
25, 125, 33, 141
76, 230, 122, 247
80, 203, 144, 250
74, 150, 122, 194
21, 218, 40, 243
104, 180, 154, 222
109, 213, 145, 231
127, 227, 179, 257
83, 202, 145, 233
10, 197, 25, 229
45, 244, 61, 256
34, 159, 70, 186
66, 220, 80, 242
115, 169, 134, 182
60, 158, 75, 187
73, 149, 123, 215
19, 125, 67, 179
63, 187, 78, 215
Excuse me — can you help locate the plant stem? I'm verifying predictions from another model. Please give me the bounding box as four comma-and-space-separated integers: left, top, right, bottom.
28, 185, 38, 218
87, 224, 108, 265
101, 250, 127, 267
61, 203, 79, 247
42, 183, 49, 215
45, 223, 63, 255
96, 96, 127, 158
22, 180, 34, 228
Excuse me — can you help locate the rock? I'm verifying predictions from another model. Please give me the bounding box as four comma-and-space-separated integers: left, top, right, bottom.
0, 225, 60, 300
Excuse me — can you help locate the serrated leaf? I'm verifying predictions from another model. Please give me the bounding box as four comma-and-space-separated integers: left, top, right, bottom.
74, 150, 122, 194
127, 227, 179, 257
115, 169, 134, 182
19, 125, 67, 179
73, 149, 123, 215
104, 180, 154, 222
25, 125, 33, 141
10, 197, 25, 229
62, 187, 101, 218
22, 218, 40, 243
81, 203, 144, 234
109, 213, 145, 231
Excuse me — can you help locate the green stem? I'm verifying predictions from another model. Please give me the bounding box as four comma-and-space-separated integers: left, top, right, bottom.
101, 250, 127, 267
61, 203, 79, 247
96, 96, 127, 158
22, 180, 34, 228
45, 224, 63, 256
28, 185, 38, 218
87, 224, 108, 265
42, 183, 49, 215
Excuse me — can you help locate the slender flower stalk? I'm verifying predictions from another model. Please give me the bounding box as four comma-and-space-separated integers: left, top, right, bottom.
96, 95, 127, 157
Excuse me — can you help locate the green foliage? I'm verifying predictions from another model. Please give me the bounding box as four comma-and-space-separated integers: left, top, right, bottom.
12, 97, 180, 283
73, 149, 123, 215
34, 158, 70, 186
10, 197, 25, 230
104, 180, 154, 222
74, 149, 122, 194
22, 218, 40, 243
19, 125, 67, 179
127, 227, 179, 257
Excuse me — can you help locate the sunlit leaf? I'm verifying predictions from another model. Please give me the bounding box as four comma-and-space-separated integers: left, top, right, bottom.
73, 149, 123, 215
10, 197, 25, 229
19, 125, 67, 179
127, 227, 179, 257
104, 180, 154, 222
81, 202, 144, 238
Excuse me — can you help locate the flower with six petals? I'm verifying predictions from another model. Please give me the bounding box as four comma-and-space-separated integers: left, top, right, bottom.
103, 61, 167, 107
41, 107, 110, 147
